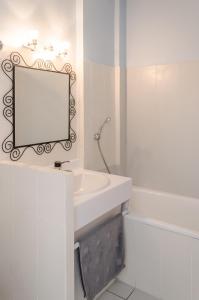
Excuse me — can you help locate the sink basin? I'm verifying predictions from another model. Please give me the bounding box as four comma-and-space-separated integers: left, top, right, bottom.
74, 170, 110, 196
73, 169, 132, 231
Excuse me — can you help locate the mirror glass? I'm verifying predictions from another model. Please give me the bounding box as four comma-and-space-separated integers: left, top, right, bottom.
14, 66, 70, 147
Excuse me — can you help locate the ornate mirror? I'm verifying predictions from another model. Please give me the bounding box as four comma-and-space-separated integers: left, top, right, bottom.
1, 52, 76, 161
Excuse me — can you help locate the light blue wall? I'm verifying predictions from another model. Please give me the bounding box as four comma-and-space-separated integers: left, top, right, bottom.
83, 0, 115, 66
127, 0, 199, 67
119, 0, 126, 68
83, 0, 126, 67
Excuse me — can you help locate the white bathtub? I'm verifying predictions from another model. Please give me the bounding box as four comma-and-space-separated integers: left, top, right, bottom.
119, 187, 199, 300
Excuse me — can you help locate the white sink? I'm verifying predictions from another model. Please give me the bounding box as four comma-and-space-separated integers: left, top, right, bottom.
73, 169, 132, 231
74, 170, 110, 196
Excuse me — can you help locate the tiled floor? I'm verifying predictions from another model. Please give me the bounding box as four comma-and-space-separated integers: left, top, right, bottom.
97, 280, 159, 300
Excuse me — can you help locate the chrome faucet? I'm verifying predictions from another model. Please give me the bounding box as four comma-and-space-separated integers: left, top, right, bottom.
54, 160, 71, 169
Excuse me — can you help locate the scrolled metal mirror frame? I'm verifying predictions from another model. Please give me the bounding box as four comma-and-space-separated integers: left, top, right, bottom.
1, 52, 76, 161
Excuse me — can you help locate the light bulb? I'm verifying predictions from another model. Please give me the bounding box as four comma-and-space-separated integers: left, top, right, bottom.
61, 41, 70, 50
29, 29, 39, 40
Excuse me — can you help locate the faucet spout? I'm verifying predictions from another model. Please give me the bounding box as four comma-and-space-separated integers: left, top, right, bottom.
54, 160, 70, 169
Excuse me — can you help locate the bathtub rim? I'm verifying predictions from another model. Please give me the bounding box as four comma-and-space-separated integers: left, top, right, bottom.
127, 212, 199, 241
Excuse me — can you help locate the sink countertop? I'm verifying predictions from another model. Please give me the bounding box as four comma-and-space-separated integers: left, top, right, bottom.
74, 170, 132, 231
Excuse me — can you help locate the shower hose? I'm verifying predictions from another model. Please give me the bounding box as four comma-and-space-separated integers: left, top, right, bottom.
97, 139, 111, 174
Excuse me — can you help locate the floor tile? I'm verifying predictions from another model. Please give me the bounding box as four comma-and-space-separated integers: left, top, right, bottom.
108, 280, 134, 299
97, 291, 122, 300
128, 289, 160, 300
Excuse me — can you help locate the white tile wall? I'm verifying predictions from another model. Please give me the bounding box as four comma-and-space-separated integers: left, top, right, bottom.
127, 62, 199, 199
84, 60, 117, 172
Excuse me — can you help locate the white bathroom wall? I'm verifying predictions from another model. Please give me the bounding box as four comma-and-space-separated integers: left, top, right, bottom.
127, 0, 199, 198
127, 0, 199, 67
0, 0, 79, 165
83, 0, 116, 172
119, 0, 127, 174
83, 0, 126, 174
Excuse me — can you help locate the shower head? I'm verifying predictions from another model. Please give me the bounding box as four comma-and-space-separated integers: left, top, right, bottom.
100, 117, 111, 130
94, 116, 111, 140
105, 117, 111, 123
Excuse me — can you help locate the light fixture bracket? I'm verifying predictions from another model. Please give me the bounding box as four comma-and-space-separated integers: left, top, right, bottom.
0, 35, 69, 58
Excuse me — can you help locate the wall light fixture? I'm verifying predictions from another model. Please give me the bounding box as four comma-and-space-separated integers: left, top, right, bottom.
0, 30, 70, 60
23, 29, 39, 51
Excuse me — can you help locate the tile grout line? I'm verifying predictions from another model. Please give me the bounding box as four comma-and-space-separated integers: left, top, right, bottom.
126, 287, 136, 300
107, 287, 136, 300
107, 290, 125, 299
